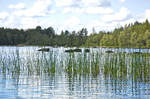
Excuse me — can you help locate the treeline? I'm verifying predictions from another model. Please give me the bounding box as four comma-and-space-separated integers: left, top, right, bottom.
0, 26, 88, 47
86, 19, 150, 48
0, 19, 150, 48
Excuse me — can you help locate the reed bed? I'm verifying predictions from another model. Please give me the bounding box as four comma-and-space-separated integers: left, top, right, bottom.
0, 47, 150, 82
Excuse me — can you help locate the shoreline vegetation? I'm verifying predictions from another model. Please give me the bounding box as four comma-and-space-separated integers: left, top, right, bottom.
0, 19, 150, 48
0, 47, 150, 80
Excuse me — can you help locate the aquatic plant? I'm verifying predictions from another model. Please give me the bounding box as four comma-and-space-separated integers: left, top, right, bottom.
0, 47, 150, 83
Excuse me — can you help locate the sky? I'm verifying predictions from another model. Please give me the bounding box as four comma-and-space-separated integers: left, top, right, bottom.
0, 0, 150, 33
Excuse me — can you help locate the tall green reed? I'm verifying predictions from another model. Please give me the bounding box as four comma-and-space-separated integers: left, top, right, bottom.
0, 47, 150, 82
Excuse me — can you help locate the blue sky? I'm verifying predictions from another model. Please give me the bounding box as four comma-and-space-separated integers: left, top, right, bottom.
0, 0, 150, 33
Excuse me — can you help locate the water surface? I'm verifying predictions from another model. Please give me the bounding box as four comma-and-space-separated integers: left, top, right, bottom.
0, 46, 150, 99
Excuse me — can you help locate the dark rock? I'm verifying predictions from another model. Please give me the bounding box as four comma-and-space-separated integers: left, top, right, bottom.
93, 46, 98, 48
65, 48, 82, 53
38, 48, 50, 52
105, 50, 114, 53
73, 48, 82, 52
132, 52, 142, 54
84, 49, 90, 52
65, 49, 74, 53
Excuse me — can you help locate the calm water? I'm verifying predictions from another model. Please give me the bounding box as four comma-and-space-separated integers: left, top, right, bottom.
0, 46, 150, 99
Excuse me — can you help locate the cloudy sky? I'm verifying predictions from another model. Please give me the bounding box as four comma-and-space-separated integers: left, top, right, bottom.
0, 0, 150, 33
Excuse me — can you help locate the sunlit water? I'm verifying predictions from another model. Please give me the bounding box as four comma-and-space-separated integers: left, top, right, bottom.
0, 46, 150, 99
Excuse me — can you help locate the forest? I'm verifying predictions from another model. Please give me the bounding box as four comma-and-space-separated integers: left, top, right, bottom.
0, 19, 150, 48
87, 19, 150, 48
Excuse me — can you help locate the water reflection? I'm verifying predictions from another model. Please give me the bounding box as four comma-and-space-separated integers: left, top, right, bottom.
0, 47, 150, 99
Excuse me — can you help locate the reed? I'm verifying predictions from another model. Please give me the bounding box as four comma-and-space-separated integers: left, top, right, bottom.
0, 47, 149, 82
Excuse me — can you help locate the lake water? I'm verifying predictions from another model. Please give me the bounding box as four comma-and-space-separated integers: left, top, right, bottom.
0, 46, 150, 99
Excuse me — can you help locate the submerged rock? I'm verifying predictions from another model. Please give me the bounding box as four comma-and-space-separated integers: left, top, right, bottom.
38, 48, 50, 52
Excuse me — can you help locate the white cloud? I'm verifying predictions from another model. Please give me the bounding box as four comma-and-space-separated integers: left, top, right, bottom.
59, 0, 112, 14
65, 16, 80, 26
49, 10, 56, 14
137, 9, 150, 22
1, 15, 21, 28
85, 18, 136, 33
119, 18, 135, 26
9, 3, 25, 9
56, 0, 111, 7
61, 8, 150, 33
62, 7, 113, 14
120, 0, 125, 3
62, 7, 84, 14
55, 0, 74, 7
145, 9, 150, 20
0, 12, 9, 20
86, 20, 117, 32
85, 7, 113, 14
82, 0, 101, 7
2, 15, 55, 29
64, 16, 80, 30
0, 0, 57, 29
62, 8, 72, 14
102, 7, 131, 22
81, 0, 111, 7
2, 0, 145, 33
14, 0, 52, 17
21, 17, 39, 29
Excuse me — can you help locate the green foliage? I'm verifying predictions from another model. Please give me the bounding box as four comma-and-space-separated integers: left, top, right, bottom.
86, 32, 103, 47
87, 19, 150, 48
0, 27, 88, 47
0, 19, 150, 48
